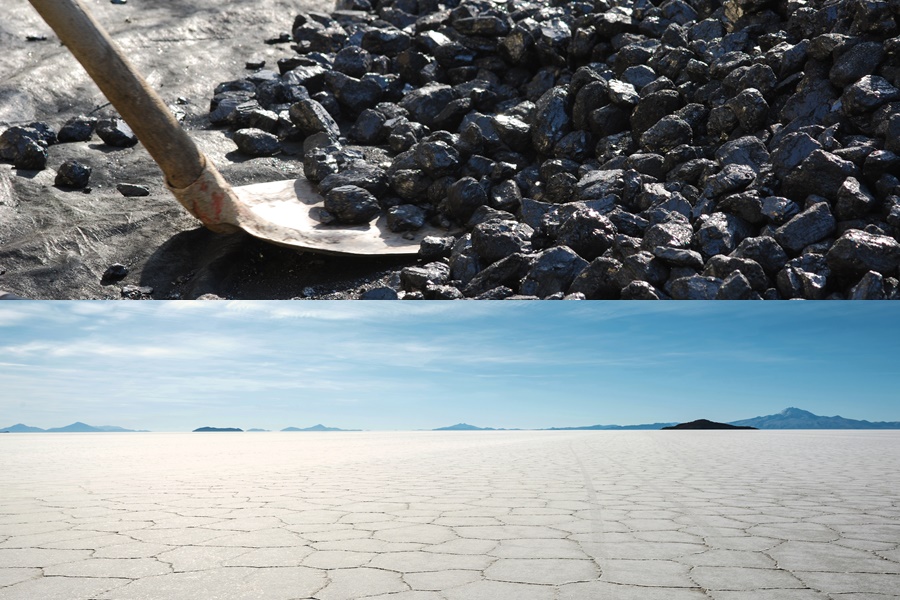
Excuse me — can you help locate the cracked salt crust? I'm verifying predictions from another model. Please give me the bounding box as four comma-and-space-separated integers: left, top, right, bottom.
0, 430, 898, 599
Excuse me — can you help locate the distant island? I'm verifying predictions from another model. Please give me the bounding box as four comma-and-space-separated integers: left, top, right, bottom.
247, 428, 269, 432
282, 424, 360, 432
193, 427, 243, 432
663, 419, 757, 430
433, 423, 495, 431
0, 422, 148, 433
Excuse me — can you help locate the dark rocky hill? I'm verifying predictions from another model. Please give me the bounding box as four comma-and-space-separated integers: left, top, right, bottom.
663, 419, 757, 430
193, 427, 243, 432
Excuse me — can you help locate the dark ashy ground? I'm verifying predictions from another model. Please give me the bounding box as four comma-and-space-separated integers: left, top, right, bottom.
4, 0, 900, 299
0, 0, 410, 299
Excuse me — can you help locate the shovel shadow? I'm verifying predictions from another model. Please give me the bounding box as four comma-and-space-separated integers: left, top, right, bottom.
139, 226, 414, 299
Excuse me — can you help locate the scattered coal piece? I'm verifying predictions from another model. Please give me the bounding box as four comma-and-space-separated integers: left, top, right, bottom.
57, 115, 96, 142
101, 263, 129, 282
54, 160, 92, 189
265, 33, 293, 45
1, 126, 51, 170
95, 118, 138, 147
116, 183, 151, 197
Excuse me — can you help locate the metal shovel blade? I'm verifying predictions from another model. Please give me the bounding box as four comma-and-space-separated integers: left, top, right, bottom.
231, 178, 443, 255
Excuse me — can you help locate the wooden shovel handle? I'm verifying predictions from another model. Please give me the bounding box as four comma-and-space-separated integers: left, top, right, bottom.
28, 0, 204, 189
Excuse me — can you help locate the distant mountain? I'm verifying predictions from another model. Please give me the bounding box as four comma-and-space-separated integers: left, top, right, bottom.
730, 407, 900, 429
247, 428, 269, 432
193, 427, 243, 432
433, 423, 496, 431
1, 422, 147, 433
47, 422, 101, 432
2, 423, 46, 432
45, 422, 149, 433
281, 424, 359, 432
546, 422, 677, 430
663, 419, 757, 430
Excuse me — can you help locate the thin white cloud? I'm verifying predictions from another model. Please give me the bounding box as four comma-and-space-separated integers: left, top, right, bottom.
2, 337, 243, 360
0, 304, 77, 326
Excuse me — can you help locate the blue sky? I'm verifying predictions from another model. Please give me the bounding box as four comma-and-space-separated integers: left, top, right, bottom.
0, 302, 897, 431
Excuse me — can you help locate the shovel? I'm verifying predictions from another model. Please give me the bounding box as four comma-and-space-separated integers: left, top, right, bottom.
28, 0, 441, 255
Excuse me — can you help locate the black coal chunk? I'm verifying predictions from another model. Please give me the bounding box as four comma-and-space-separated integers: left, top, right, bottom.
102, 263, 129, 282
830, 41, 884, 88
826, 229, 900, 281
568, 257, 623, 299
320, 164, 389, 197
841, 75, 900, 115
531, 86, 571, 155
57, 115, 97, 142
640, 116, 692, 153
401, 262, 451, 292
774, 202, 837, 254
693, 213, 752, 259
323, 71, 383, 116
233, 128, 280, 156
520, 247, 589, 298
777, 254, 831, 299
471, 220, 533, 263
0, 126, 50, 170
667, 275, 724, 300
95, 118, 138, 147
781, 150, 858, 202
848, 271, 885, 300
289, 99, 341, 139
323, 185, 381, 224
444, 177, 488, 222
415, 141, 461, 179
398, 84, 455, 129
387, 204, 427, 232
54, 159, 92, 189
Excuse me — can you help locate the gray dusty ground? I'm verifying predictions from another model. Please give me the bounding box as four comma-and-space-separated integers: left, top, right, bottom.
0, 0, 414, 299
1, 431, 899, 599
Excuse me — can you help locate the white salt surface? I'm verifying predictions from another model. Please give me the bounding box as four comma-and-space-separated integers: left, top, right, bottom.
1, 431, 899, 599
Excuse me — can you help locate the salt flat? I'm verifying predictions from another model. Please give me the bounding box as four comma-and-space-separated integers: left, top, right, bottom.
1, 431, 898, 599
